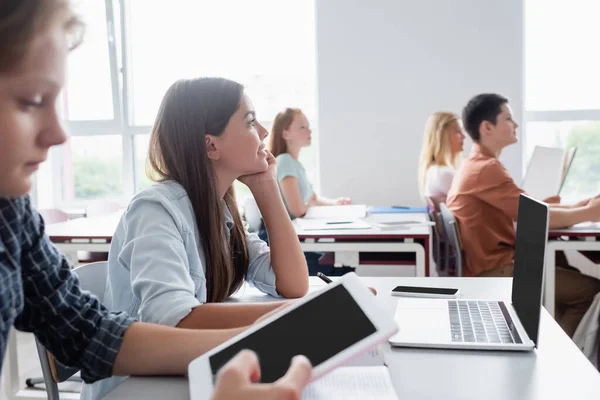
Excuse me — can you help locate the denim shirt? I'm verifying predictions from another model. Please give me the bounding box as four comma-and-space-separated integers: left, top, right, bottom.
81, 180, 279, 399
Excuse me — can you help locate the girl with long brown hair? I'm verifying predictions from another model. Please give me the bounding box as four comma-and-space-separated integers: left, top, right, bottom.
84, 78, 310, 399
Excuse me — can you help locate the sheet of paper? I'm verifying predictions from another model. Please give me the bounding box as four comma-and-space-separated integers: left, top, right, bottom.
376, 220, 435, 226
295, 218, 372, 231
304, 205, 367, 220
522, 146, 565, 201
303, 366, 398, 400
343, 346, 384, 366
569, 222, 600, 230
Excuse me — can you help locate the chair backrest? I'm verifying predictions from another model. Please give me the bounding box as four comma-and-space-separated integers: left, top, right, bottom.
243, 196, 263, 233
439, 203, 463, 277
73, 261, 108, 303
39, 209, 69, 224
35, 262, 108, 399
425, 196, 444, 235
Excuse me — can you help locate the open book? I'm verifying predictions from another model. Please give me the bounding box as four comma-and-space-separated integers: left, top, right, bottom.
303, 366, 398, 400
523, 146, 577, 200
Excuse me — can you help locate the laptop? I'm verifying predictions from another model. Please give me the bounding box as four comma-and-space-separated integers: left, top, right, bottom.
389, 194, 548, 351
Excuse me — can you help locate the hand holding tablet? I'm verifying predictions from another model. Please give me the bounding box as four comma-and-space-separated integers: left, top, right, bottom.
188, 273, 398, 400
210, 350, 312, 400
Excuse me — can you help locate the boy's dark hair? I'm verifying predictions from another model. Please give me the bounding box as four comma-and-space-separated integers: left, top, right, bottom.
462, 93, 508, 142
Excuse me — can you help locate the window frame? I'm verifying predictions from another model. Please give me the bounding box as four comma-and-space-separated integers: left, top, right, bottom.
523, 0, 600, 179
42, 0, 318, 210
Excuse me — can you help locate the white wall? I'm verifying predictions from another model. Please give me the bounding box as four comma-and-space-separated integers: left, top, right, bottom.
316, 0, 523, 206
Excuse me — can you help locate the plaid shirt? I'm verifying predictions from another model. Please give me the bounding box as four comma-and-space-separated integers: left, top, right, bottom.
0, 196, 134, 383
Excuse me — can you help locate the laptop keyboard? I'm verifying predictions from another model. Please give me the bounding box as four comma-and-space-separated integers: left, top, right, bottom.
448, 300, 515, 344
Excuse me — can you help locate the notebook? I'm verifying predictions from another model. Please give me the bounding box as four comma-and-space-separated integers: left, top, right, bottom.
302, 366, 398, 400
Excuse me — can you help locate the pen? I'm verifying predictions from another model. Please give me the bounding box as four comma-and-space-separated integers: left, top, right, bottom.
391, 206, 409, 209
317, 272, 332, 284
326, 221, 352, 225
318, 272, 377, 295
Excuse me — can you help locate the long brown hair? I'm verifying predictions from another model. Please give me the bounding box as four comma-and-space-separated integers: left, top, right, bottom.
0, 0, 83, 73
147, 78, 249, 303
268, 108, 302, 157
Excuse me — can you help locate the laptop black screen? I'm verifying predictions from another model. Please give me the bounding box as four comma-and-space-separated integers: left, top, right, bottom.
512, 194, 549, 347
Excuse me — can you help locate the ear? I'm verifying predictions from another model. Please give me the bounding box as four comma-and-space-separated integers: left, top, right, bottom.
205, 135, 220, 161
282, 128, 291, 140
480, 120, 493, 137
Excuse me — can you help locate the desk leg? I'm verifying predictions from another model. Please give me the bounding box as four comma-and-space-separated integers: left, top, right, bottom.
424, 237, 431, 276
414, 244, 426, 277
544, 243, 557, 318
544, 238, 600, 319
4, 328, 20, 400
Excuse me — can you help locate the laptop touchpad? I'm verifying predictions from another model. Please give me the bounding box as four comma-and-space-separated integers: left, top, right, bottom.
392, 299, 451, 343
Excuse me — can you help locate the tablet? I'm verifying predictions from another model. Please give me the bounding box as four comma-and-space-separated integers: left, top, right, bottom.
188, 273, 398, 400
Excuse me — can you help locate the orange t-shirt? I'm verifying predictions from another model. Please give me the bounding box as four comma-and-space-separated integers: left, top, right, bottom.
446, 144, 524, 276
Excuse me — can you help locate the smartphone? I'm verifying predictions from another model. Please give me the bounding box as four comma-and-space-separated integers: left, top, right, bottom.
391, 285, 460, 299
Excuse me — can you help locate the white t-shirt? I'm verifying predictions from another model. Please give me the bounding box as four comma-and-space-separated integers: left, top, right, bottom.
424, 165, 455, 198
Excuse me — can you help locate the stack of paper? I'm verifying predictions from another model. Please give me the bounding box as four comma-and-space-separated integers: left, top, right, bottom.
302, 366, 398, 400
304, 205, 368, 220
373, 221, 435, 231
368, 206, 428, 214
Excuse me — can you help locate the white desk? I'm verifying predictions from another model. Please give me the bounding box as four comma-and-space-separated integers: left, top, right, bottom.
102, 277, 600, 400
545, 227, 600, 317
295, 213, 432, 277
44, 211, 433, 277
45, 212, 122, 265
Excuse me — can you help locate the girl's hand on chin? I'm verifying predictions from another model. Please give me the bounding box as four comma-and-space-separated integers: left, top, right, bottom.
238, 150, 277, 190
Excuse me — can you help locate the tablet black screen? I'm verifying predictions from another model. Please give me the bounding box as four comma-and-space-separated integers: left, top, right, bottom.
209, 284, 376, 383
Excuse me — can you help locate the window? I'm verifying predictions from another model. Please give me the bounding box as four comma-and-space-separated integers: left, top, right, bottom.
524, 0, 600, 203
64, 0, 115, 121
37, 0, 317, 209
525, 121, 600, 203
134, 134, 153, 192
126, 0, 316, 126
63, 135, 124, 201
